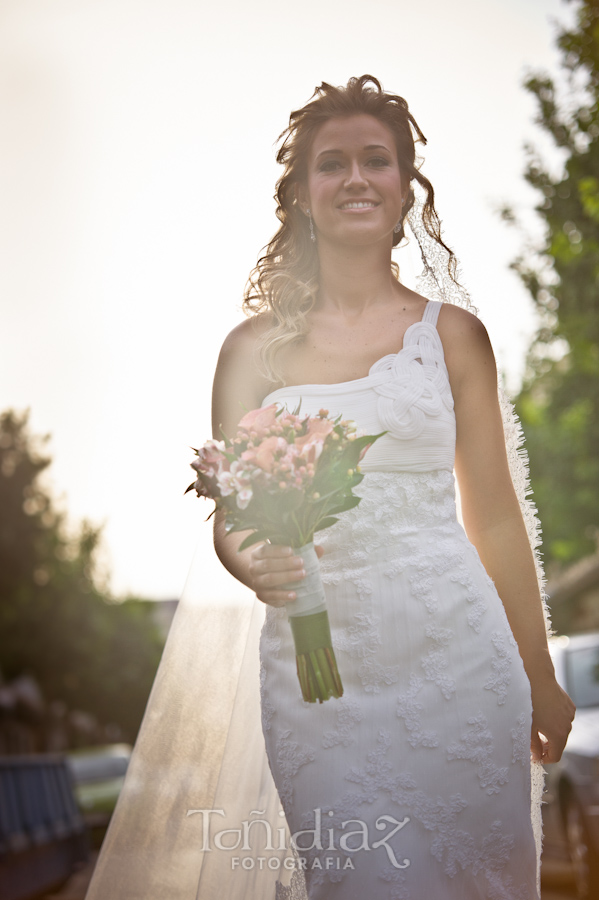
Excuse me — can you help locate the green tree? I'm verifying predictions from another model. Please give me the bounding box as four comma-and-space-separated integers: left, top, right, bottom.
508, 0, 599, 570
0, 408, 165, 741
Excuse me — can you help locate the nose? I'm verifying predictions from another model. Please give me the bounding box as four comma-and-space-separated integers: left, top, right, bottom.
344, 160, 368, 189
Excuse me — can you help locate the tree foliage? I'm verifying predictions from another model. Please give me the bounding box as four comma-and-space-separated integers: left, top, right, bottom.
0, 408, 165, 741
510, 0, 599, 569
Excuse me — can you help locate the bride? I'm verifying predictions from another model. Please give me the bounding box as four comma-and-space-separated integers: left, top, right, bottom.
210, 75, 575, 899
85, 75, 575, 900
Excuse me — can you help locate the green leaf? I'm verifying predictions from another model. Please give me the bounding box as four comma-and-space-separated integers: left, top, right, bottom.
226, 519, 260, 535
313, 516, 339, 533
327, 495, 362, 515
237, 530, 272, 552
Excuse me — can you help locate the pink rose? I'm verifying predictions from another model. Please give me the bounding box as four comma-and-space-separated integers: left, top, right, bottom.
237, 404, 278, 438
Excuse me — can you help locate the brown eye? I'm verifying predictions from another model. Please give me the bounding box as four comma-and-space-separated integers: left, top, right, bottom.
319, 159, 342, 172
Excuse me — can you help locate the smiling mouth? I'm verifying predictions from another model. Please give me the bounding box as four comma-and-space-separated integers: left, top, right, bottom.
338, 201, 378, 210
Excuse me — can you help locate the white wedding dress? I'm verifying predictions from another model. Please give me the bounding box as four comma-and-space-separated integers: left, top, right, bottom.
258, 299, 540, 900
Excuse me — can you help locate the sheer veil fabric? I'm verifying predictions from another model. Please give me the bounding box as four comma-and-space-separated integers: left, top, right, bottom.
84, 187, 549, 900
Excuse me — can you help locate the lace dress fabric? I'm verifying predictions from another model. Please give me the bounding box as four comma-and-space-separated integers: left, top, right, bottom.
259, 300, 539, 900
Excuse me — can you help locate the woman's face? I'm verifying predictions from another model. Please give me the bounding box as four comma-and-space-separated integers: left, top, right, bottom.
297, 114, 404, 249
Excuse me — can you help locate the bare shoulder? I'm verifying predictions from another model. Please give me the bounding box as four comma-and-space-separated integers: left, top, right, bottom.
218, 312, 271, 356
216, 313, 276, 383
212, 313, 275, 438
436, 304, 497, 396
437, 303, 490, 345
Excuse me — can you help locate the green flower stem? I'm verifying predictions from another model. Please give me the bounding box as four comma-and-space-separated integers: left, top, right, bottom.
309, 650, 327, 698
324, 647, 344, 695
297, 654, 312, 703
317, 648, 338, 696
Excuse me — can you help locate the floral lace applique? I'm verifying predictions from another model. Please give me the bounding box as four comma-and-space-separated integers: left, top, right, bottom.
448, 547, 489, 634
344, 731, 473, 878
322, 697, 364, 749
259, 664, 276, 733
348, 731, 523, 889
260, 607, 284, 733
511, 713, 530, 766
275, 866, 308, 900
477, 822, 531, 900
275, 729, 316, 808
379, 862, 411, 900
287, 728, 526, 895
447, 713, 509, 795
485, 632, 512, 705
396, 674, 440, 749
421, 624, 456, 699
335, 612, 400, 693
261, 605, 284, 658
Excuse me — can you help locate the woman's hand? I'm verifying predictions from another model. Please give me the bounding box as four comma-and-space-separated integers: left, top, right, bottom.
249, 543, 324, 607
530, 676, 576, 763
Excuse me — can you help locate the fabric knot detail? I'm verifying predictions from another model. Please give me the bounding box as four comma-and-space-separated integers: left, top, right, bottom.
369, 323, 454, 440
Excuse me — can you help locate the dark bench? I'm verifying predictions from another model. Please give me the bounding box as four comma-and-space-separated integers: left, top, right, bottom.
0, 755, 89, 900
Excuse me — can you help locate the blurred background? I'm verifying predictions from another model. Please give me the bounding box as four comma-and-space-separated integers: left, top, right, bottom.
0, 0, 597, 897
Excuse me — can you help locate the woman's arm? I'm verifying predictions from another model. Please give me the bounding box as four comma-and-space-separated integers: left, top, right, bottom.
440, 305, 575, 763
210, 319, 308, 606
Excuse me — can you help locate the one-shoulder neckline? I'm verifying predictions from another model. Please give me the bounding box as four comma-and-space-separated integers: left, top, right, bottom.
262, 299, 441, 406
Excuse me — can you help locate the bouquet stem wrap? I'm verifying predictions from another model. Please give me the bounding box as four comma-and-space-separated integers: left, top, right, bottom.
283, 542, 343, 703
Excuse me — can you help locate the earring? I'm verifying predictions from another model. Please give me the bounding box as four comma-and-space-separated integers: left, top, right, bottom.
307, 209, 316, 243
394, 197, 408, 234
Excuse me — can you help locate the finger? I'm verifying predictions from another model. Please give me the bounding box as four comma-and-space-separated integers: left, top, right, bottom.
530, 729, 544, 763
257, 588, 299, 608
541, 736, 568, 765
315, 544, 325, 559
257, 555, 305, 574
260, 543, 295, 557
251, 544, 291, 563
255, 568, 305, 590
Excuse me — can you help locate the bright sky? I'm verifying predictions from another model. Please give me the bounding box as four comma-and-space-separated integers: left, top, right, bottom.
0, 0, 574, 602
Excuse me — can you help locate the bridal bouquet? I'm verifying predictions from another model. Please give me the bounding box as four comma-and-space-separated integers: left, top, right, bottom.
186, 404, 383, 703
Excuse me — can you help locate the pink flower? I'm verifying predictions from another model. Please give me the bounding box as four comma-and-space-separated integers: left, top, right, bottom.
294, 417, 333, 463
298, 439, 325, 465
217, 460, 252, 496
193, 439, 228, 477
278, 411, 300, 429
254, 435, 287, 472
240, 447, 258, 466
216, 471, 237, 496
237, 404, 278, 438
236, 488, 253, 510
193, 477, 211, 498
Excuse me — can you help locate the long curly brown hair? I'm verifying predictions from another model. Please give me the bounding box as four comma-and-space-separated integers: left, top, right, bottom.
243, 75, 457, 386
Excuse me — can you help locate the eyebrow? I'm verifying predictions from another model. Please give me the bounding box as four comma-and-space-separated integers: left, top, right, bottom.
315, 143, 392, 160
